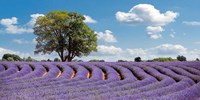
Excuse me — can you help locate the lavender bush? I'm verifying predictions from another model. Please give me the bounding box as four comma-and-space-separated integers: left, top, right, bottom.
0, 62, 200, 100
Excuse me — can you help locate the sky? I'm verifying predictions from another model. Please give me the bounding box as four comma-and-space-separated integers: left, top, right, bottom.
0, 0, 200, 61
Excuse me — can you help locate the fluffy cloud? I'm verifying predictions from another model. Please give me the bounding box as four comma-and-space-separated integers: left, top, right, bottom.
82, 43, 199, 61
183, 21, 200, 26
169, 34, 175, 38
127, 44, 188, 60
0, 47, 30, 58
127, 48, 146, 56
116, 4, 179, 39
28, 13, 44, 27
97, 45, 122, 55
0, 47, 59, 61
0, 17, 33, 34
83, 15, 97, 23
96, 30, 117, 43
0, 17, 18, 26
0, 13, 44, 34
153, 44, 187, 55
13, 38, 36, 45
116, 4, 178, 26
146, 26, 164, 39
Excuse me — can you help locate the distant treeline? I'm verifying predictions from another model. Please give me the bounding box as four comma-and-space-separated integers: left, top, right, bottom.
0, 53, 199, 62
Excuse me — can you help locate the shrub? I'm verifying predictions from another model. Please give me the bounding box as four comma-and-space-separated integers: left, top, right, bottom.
2, 53, 22, 61
54, 58, 61, 62
177, 55, 187, 61
117, 60, 128, 62
152, 57, 176, 62
89, 59, 105, 62
26, 57, 36, 62
135, 57, 142, 62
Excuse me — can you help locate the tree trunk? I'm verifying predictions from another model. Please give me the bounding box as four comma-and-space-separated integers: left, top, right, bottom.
67, 57, 73, 62
67, 36, 72, 62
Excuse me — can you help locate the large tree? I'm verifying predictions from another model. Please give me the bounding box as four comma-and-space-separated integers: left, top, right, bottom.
34, 11, 97, 62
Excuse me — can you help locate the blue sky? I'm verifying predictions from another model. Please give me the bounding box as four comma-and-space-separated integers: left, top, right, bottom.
0, 0, 200, 61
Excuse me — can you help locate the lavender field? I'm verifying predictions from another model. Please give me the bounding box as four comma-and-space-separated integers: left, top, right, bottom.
0, 62, 199, 100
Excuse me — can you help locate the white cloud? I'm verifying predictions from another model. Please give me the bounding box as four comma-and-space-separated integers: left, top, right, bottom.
0, 17, 18, 26
13, 38, 36, 45
146, 26, 164, 39
169, 29, 176, 38
152, 44, 187, 55
0, 13, 44, 34
127, 48, 146, 56
0, 47, 59, 60
116, 4, 179, 39
126, 44, 188, 60
169, 34, 175, 38
116, 4, 179, 26
83, 15, 97, 23
97, 45, 122, 55
0, 47, 30, 59
33, 38, 37, 44
183, 21, 200, 26
28, 13, 44, 27
82, 43, 199, 61
0, 17, 33, 34
95, 30, 117, 43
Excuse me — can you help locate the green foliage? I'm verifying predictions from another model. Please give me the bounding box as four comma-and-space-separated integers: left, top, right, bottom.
54, 58, 61, 62
41, 60, 47, 62
117, 60, 127, 62
134, 57, 142, 62
47, 59, 52, 62
2, 53, 22, 61
146, 60, 154, 62
78, 60, 83, 62
152, 57, 176, 62
89, 59, 105, 62
25, 56, 36, 62
34, 10, 97, 62
196, 58, 200, 61
7, 57, 14, 61
177, 55, 187, 61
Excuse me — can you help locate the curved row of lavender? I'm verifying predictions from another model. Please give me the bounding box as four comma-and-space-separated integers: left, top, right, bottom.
0, 62, 200, 100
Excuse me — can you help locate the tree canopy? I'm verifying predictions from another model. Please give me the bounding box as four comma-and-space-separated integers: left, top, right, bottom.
177, 55, 187, 61
2, 53, 22, 61
134, 57, 142, 62
34, 10, 97, 62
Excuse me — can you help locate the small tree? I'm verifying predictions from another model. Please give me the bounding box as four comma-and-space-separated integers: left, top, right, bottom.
89, 59, 104, 62
117, 60, 127, 62
152, 57, 176, 62
54, 58, 61, 62
177, 55, 186, 61
47, 59, 52, 62
41, 59, 47, 62
26, 57, 36, 62
196, 58, 200, 61
135, 57, 142, 62
78, 60, 83, 62
34, 10, 97, 62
